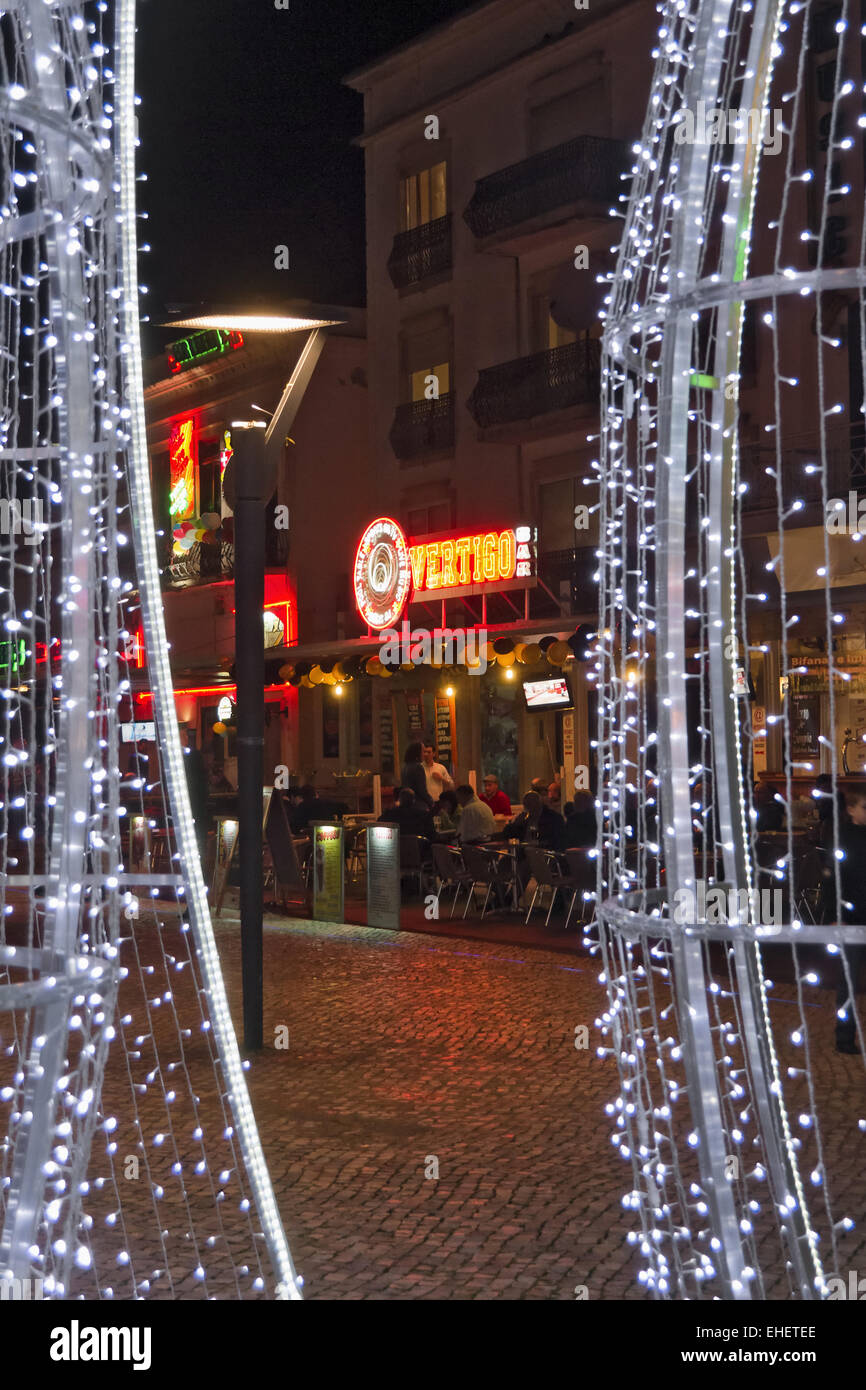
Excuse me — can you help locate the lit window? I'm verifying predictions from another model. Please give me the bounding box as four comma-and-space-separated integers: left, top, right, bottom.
400, 162, 447, 231
411, 362, 450, 402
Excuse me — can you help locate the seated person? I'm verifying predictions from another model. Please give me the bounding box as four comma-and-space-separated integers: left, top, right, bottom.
480, 773, 511, 817
379, 786, 435, 841
753, 781, 785, 832
564, 791, 596, 848
504, 790, 566, 852
455, 784, 497, 844
434, 788, 461, 833
813, 773, 847, 844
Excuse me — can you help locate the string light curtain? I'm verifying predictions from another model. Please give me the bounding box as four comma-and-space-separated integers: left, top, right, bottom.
595, 0, 866, 1299
0, 1, 300, 1299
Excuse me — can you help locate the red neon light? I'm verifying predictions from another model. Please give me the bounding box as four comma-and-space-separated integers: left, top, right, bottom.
138, 685, 236, 700
35, 639, 62, 664
409, 529, 517, 592
353, 517, 411, 631
231, 599, 293, 645
169, 415, 197, 523
137, 683, 288, 702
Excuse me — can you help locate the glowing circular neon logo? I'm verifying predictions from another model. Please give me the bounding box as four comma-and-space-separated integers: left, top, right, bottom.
354, 517, 411, 630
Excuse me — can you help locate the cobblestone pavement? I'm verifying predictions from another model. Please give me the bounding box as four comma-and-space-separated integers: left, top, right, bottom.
222, 918, 632, 1301
210, 917, 866, 1300
9, 900, 861, 1301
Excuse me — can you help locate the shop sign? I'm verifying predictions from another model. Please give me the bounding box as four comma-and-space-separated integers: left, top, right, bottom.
354, 517, 412, 631
353, 516, 536, 628
169, 415, 197, 522
790, 653, 866, 695
410, 525, 535, 601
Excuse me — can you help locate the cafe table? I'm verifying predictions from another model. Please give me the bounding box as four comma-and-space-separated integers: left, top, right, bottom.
488, 838, 523, 913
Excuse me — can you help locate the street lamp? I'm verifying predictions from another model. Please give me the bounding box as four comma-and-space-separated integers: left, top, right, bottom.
163, 308, 343, 1051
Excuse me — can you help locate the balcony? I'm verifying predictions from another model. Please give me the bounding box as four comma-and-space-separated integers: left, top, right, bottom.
738, 438, 854, 518
467, 340, 600, 435
389, 393, 454, 461
463, 136, 629, 248
163, 527, 287, 588
387, 214, 452, 289
165, 539, 232, 589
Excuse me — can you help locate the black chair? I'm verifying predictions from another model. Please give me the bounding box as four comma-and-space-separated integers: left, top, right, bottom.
431, 842, 475, 918
524, 846, 567, 926
399, 835, 434, 897
794, 846, 828, 925
348, 826, 368, 884
461, 843, 509, 920
561, 848, 598, 931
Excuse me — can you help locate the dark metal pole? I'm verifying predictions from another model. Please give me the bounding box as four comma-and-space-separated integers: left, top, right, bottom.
230, 425, 275, 1053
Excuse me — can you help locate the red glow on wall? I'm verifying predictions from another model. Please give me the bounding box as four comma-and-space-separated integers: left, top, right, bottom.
168, 414, 197, 522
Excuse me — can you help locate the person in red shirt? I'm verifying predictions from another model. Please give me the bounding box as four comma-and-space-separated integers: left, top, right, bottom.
480, 774, 511, 816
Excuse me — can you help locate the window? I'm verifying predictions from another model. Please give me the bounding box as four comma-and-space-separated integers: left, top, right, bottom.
538, 475, 597, 552
410, 361, 450, 402
400, 309, 452, 403
528, 78, 607, 153
407, 500, 453, 536
547, 315, 577, 351
532, 286, 578, 353
400, 161, 447, 231
198, 452, 221, 517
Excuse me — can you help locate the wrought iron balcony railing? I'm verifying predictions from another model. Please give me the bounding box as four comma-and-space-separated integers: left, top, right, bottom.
738, 438, 855, 511
389, 393, 455, 460
387, 214, 452, 289
463, 135, 630, 240
467, 340, 601, 430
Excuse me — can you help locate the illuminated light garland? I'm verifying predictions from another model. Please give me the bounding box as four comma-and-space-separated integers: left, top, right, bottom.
0, 0, 300, 1302
593, 0, 866, 1301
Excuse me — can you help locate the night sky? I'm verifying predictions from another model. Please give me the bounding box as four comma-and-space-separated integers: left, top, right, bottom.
136, 0, 479, 345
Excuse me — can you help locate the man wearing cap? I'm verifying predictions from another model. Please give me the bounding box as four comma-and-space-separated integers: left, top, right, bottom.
480, 773, 511, 817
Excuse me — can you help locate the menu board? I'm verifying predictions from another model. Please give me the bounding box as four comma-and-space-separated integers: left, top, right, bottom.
790, 694, 821, 761
379, 702, 395, 775
312, 822, 344, 922
406, 690, 424, 734
367, 823, 400, 930
434, 694, 455, 767
212, 817, 239, 916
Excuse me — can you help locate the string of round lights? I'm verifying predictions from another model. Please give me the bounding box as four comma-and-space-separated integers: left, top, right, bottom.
0, 0, 300, 1300
593, 0, 866, 1299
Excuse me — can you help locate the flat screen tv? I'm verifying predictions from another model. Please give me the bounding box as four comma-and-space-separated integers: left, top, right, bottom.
523, 676, 572, 710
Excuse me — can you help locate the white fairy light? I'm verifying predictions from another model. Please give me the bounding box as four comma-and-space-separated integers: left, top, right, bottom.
594, 0, 863, 1301
0, 0, 300, 1304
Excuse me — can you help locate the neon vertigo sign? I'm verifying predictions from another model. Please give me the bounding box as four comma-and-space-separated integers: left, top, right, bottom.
354, 518, 535, 627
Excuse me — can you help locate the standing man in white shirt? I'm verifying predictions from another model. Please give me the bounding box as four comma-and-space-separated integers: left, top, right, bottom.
422, 741, 454, 800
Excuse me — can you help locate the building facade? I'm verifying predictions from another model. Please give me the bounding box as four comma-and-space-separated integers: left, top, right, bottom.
281, 0, 658, 803
137, 309, 367, 786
